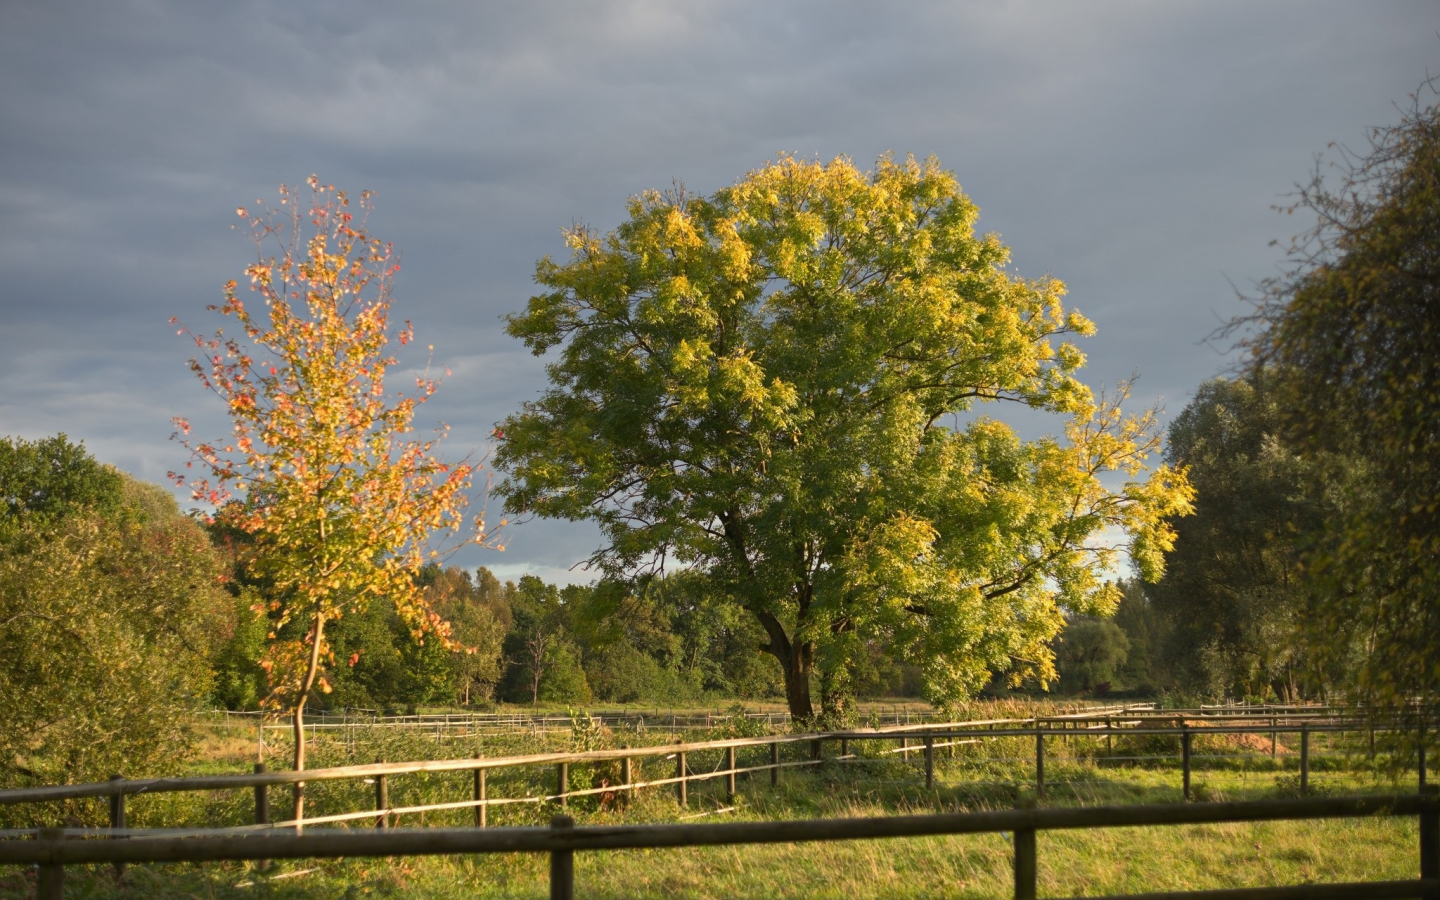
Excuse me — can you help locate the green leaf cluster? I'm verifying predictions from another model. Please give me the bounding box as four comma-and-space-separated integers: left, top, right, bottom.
1053, 617, 1130, 695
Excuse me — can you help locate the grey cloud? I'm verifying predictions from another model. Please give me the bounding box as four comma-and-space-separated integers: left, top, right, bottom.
1, 0, 1436, 581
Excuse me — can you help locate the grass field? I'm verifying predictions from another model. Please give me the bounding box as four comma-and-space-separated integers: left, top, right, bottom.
0, 706, 1425, 898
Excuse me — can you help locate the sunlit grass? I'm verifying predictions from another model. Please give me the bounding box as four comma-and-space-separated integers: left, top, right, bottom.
0, 748, 1423, 899
1, 709, 1424, 898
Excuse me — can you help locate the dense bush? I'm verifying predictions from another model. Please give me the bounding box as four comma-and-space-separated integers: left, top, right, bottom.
0, 438, 233, 789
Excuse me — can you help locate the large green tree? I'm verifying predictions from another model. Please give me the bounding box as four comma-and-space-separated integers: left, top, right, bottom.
1238, 80, 1440, 735
496, 155, 1191, 720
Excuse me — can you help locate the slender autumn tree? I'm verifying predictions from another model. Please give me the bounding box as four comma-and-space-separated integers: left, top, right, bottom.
173, 177, 493, 823
496, 155, 1192, 721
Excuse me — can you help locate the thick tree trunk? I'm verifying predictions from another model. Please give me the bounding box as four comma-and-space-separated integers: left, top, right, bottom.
784, 648, 814, 721
751, 607, 816, 721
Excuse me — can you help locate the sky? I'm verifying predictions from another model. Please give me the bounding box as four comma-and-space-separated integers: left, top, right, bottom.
1, 1, 1435, 584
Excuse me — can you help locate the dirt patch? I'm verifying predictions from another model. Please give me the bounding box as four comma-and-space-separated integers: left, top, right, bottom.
1179, 719, 1289, 755
1220, 731, 1289, 754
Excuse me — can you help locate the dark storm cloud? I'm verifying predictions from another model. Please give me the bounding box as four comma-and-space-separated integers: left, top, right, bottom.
1, 0, 1435, 581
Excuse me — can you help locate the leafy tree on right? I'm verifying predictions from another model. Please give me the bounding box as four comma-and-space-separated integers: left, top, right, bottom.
1233, 80, 1440, 741
495, 154, 1192, 722
1144, 373, 1333, 701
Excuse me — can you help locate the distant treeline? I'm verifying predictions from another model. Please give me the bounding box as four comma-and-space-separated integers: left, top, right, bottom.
0, 433, 921, 734
1050, 372, 1347, 704
215, 561, 925, 714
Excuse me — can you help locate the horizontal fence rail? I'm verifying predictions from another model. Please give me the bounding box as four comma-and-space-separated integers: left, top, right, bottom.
3, 794, 1437, 900
210, 702, 1164, 741
5, 704, 1436, 899
208, 702, 1390, 734
0, 722, 1423, 803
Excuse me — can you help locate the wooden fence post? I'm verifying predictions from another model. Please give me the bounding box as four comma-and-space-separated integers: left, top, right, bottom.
771, 741, 780, 787
1106, 716, 1113, 756
1300, 723, 1310, 795
1035, 729, 1046, 800
557, 763, 569, 810
1181, 726, 1193, 801
550, 814, 574, 900
253, 763, 270, 872
1419, 784, 1439, 900
375, 774, 389, 829
676, 751, 687, 807
1013, 797, 1037, 900
108, 774, 127, 878
36, 827, 64, 900
474, 759, 487, 828
253, 762, 269, 826
1271, 715, 1278, 759
924, 735, 935, 790
726, 746, 737, 803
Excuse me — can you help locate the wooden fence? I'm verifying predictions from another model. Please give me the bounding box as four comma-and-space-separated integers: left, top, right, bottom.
4, 792, 1436, 900
208, 700, 1157, 740
0, 711, 1430, 834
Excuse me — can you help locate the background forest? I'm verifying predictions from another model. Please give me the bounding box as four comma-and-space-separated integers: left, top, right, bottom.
0, 373, 1370, 734
0, 350, 1408, 789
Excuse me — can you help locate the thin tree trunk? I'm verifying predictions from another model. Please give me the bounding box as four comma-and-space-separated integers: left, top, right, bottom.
291, 611, 328, 828
529, 631, 548, 704
531, 653, 541, 705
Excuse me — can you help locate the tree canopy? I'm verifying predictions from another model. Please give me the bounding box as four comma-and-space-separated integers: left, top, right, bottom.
1053, 617, 1130, 696
1238, 80, 1440, 735
0, 433, 124, 536
496, 154, 1191, 720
